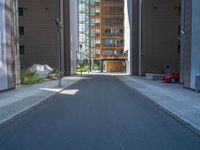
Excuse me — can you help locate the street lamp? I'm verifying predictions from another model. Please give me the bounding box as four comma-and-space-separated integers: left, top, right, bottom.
79, 44, 83, 77
55, 18, 63, 87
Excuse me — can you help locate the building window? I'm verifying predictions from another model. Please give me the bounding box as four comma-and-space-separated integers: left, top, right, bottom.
103, 50, 113, 55
104, 28, 123, 35
104, 39, 123, 45
103, 50, 124, 55
19, 26, 24, 36
19, 7, 24, 16
104, 39, 113, 45
20, 45, 25, 55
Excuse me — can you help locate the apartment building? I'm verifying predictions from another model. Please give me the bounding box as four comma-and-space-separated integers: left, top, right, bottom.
180, 0, 200, 89
0, 0, 20, 91
130, 0, 180, 75
126, 0, 200, 90
18, 0, 78, 75
90, 0, 127, 72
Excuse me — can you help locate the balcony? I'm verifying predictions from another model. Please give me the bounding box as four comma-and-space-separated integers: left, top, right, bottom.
91, 44, 101, 48
101, 17, 124, 27
101, 0, 124, 6
90, 2, 100, 7
101, 23, 124, 27
101, 44, 124, 48
101, 6, 124, 16
90, 33, 100, 38
90, 12, 100, 17
101, 33, 123, 38
90, 24, 100, 29
91, 54, 101, 59
101, 54, 127, 60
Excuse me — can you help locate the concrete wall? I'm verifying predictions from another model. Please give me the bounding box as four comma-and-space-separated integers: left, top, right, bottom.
69, 0, 78, 74
124, 0, 131, 74
190, 0, 200, 89
180, 0, 192, 88
0, 0, 8, 90
0, 0, 19, 91
180, 0, 200, 89
126, 0, 140, 75
14, 0, 20, 85
131, 0, 140, 75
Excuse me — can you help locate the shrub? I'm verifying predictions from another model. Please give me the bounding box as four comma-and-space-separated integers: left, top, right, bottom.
77, 67, 88, 72
21, 69, 39, 85
51, 67, 59, 74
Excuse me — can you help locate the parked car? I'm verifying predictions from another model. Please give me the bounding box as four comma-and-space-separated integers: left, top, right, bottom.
162, 72, 180, 83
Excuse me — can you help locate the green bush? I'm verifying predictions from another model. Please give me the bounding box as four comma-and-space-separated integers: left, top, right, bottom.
21, 69, 39, 85
51, 67, 59, 74
77, 67, 88, 72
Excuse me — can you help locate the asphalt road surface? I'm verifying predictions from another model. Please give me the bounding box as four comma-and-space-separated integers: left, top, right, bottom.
0, 75, 200, 150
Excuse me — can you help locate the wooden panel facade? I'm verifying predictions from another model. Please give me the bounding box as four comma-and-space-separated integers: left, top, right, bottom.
90, 0, 127, 72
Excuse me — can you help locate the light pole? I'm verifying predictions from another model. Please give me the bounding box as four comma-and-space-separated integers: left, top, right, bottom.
79, 44, 83, 77
55, 18, 63, 87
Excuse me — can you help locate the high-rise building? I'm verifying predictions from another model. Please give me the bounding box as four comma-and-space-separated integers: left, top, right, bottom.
18, 0, 78, 75
0, 0, 20, 91
126, 0, 200, 90
127, 0, 180, 75
89, 0, 127, 72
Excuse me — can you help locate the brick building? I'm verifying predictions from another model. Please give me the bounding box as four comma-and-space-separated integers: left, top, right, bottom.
89, 0, 127, 72
126, 0, 200, 90
127, 0, 180, 75
18, 0, 78, 75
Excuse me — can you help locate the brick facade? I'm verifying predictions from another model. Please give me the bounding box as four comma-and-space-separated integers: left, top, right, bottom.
18, 0, 75, 75
141, 0, 180, 75
129, 0, 180, 75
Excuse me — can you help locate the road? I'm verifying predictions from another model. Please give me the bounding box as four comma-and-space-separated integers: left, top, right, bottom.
0, 75, 200, 150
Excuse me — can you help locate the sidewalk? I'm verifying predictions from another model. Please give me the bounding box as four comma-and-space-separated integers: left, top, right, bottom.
0, 76, 83, 126
118, 75, 200, 135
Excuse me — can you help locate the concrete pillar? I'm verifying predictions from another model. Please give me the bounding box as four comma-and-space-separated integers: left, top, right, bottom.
100, 60, 103, 72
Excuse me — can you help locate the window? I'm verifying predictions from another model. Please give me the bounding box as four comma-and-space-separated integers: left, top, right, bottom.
20, 45, 25, 55
19, 26, 24, 36
104, 39, 123, 45
104, 39, 113, 45
18, 7, 24, 16
103, 50, 113, 55
103, 50, 124, 55
104, 28, 123, 35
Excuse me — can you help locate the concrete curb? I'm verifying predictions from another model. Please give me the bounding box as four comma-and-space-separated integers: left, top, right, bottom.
0, 78, 83, 128
117, 76, 200, 136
